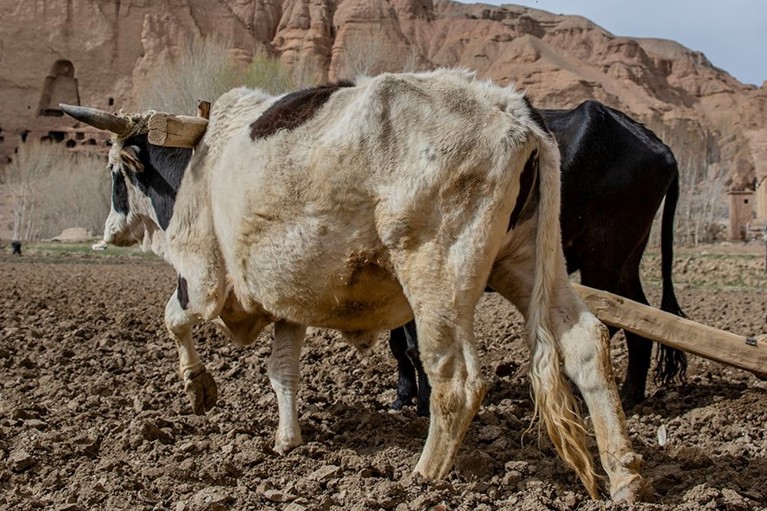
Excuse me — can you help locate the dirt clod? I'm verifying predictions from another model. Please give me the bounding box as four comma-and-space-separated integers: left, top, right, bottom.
8, 450, 34, 472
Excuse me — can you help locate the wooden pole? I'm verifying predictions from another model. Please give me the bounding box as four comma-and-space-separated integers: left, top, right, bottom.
147, 113, 208, 148
763, 226, 767, 273
572, 283, 767, 378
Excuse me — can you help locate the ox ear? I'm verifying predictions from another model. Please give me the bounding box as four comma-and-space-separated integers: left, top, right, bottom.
120, 145, 145, 173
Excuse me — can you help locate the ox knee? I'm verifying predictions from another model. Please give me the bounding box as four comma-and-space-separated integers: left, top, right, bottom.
560, 312, 612, 390
164, 291, 217, 415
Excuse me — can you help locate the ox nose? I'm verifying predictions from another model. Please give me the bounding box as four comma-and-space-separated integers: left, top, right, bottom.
103, 213, 129, 245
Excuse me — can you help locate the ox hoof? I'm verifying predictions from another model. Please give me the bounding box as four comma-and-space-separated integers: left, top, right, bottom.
184, 368, 218, 415
610, 474, 649, 504
273, 432, 303, 455
619, 382, 646, 410
391, 396, 412, 411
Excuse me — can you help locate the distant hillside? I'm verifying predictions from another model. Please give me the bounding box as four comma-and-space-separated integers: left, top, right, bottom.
1, 0, 765, 240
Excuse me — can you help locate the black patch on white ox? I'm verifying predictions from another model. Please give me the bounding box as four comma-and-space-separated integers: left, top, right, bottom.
132, 142, 192, 230
177, 275, 189, 310
249, 81, 355, 141
508, 150, 540, 231
111, 170, 130, 215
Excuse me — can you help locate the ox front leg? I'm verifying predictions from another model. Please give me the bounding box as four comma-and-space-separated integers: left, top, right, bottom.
165, 289, 217, 415
268, 320, 306, 455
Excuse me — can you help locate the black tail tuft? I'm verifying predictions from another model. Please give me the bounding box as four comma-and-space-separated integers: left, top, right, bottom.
654, 344, 688, 386
654, 166, 688, 387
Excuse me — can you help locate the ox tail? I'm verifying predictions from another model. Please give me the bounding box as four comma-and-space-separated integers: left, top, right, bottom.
655, 169, 688, 385
525, 126, 599, 498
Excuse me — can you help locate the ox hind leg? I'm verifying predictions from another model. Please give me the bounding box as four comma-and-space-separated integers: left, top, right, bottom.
390, 321, 430, 416
616, 247, 685, 408
392, 246, 494, 480
268, 320, 306, 454
488, 222, 644, 502
389, 326, 418, 410
579, 259, 652, 409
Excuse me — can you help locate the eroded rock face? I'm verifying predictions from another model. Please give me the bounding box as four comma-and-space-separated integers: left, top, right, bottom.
0, 0, 764, 198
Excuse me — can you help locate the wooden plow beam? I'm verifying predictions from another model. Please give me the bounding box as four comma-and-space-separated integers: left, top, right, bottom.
573, 283, 767, 378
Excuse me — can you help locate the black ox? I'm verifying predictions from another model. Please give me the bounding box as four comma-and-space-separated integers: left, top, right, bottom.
390, 100, 686, 414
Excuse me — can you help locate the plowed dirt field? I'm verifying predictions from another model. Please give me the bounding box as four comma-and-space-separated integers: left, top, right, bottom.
1, 243, 765, 510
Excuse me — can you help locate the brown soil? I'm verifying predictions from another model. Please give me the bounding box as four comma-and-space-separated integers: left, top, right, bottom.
1, 243, 766, 510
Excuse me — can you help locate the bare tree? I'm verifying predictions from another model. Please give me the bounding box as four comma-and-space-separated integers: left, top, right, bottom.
290, 56, 326, 89
137, 37, 298, 114
647, 120, 727, 247
243, 55, 296, 95
6, 142, 108, 241
401, 44, 426, 73
675, 129, 726, 246
137, 36, 240, 114
7, 142, 55, 240
137, 33, 427, 114
341, 35, 387, 80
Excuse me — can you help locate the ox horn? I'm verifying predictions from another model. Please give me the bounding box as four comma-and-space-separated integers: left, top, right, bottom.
59, 104, 131, 136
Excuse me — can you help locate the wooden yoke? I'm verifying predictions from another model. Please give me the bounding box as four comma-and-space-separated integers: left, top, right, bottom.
197, 99, 211, 120
147, 99, 211, 147
148, 114, 207, 147
573, 283, 767, 378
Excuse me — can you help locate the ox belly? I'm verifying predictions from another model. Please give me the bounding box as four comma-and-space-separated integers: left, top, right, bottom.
221, 220, 414, 340
317, 263, 414, 350
257, 258, 413, 346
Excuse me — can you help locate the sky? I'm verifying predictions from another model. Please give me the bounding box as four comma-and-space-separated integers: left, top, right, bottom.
462, 0, 766, 86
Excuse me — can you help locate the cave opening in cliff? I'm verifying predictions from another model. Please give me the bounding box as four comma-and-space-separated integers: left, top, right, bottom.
46, 131, 67, 143
38, 60, 81, 117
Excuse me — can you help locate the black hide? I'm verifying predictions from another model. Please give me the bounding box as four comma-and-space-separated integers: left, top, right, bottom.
118, 135, 192, 229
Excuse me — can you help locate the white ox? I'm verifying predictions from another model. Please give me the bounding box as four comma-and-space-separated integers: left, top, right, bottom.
62, 69, 644, 501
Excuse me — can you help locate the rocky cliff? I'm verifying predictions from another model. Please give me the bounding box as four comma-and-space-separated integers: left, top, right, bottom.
1, 0, 764, 189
